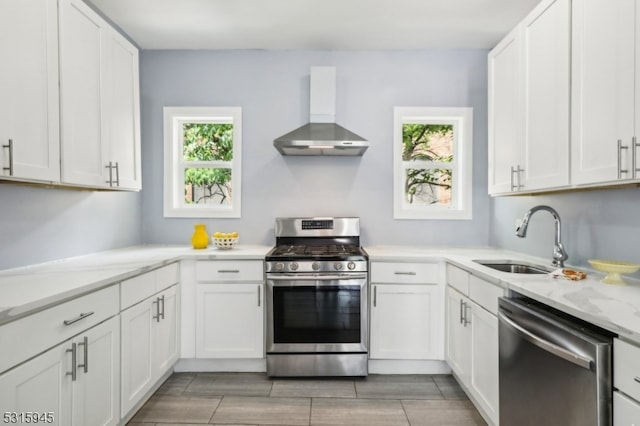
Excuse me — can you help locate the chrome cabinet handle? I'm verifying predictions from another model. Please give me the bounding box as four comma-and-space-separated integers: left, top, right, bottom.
633, 137, 639, 179
114, 161, 120, 187
394, 271, 416, 276
463, 303, 471, 326
257, 286, 261, 307
66, 343, 77, 381
373, 286, 377, 307
218, 269, 240, 273
152, 298, 159, 321
459, 299, 464, 324
77, 336, 88, 374
105, 161, 113, 185
618, 139, 629, 179
634, 376, 640, 384
160, 295, 165, 320
510, 165, 524, 191
2, 139, 13, 176
498, 310, 592, 370
63, 311, 94, 326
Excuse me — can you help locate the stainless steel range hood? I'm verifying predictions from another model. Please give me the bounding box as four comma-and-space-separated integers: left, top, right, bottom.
274, 67, 368, 156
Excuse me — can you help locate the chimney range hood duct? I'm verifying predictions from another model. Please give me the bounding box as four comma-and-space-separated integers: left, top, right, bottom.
274, 67, 368, 156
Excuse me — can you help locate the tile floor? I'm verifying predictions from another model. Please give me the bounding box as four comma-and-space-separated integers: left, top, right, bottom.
127, 372, 487, 426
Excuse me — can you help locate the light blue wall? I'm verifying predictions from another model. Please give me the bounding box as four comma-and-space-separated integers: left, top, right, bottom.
140, 49, 491, 247
0, 185, 142, 269
490, 187, 640, 272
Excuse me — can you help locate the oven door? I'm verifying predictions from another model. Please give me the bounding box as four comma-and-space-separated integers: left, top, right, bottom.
266, 273, 368, 354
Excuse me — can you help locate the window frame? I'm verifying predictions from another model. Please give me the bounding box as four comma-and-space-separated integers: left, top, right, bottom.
393, 106, 473, 220
163, 106, 242, 218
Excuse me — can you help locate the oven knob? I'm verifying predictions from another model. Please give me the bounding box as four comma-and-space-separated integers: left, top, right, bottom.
290, 262, 299, 271
312, 262, 320, 271
347, 262, 356, 270
275, 262, 285, 271
334, 262, 343, 270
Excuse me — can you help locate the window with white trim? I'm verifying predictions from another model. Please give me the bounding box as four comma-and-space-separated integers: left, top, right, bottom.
393, 107, 472, 220
163, 107, 242, 218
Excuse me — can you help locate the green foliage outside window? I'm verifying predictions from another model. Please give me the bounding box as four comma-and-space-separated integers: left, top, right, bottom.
182, 123, 233, 204
402, 123, 453, 205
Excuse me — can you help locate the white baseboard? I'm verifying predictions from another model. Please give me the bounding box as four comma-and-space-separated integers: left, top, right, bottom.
368, 359, 451, 375
174, 358, 267, 372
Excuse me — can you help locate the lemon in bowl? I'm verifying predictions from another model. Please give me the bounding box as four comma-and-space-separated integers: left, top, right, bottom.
212, 232, 239, 249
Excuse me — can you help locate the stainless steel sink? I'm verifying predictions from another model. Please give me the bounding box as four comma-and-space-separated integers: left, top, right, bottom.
473, 260, 553, 274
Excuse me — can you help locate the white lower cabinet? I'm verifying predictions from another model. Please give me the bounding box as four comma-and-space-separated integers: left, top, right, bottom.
121, 284, 178, 417
614, 338, 640, 425
369, 261, 444, 361
0, 316, 120, 426
192, 260, 265, 360
195, 283, 264, 358
445, 264, 501, 426
445, 287, 471, 382
370, 284, 442, 360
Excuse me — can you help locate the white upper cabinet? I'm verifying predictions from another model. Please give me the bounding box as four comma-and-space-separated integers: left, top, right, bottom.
0, 0, 60, 182
105, 29, 141, 190
488, 26, 523, 194
59, 0, 141, 190
571, 0, 637, 185
522, 0, 571, 191
488, 0, 570, 195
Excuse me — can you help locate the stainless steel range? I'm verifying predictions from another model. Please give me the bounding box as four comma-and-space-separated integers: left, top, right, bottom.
265, 217, 368, 377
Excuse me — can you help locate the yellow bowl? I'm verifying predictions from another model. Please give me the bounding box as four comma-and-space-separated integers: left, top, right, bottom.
588, 259, 640, 284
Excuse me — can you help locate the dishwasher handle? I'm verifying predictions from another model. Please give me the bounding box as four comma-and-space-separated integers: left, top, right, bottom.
498, 310, 593, 370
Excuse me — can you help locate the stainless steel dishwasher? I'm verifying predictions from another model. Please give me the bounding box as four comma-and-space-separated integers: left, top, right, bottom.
498, 296, 613, 426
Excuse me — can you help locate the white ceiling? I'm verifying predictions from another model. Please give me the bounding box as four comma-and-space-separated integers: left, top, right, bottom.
88, 0, 541, 50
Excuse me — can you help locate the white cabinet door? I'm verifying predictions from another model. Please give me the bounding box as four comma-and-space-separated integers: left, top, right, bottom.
0, 317, 119, 426
71, 316, 120, 426
572, 0, 636, 185
488, 26, 523, 194
0, 0, 60, 182
0, 341, 71, 426
105, 29, 141, 190
120, 298, 153, 416
370, 284, 442, 360
196, 283, 264, 358
469, 301, 499, 426
522, 0, 570, 191
153, 286, 179, 376
59, 0, 109, 187
445, 287, 471, 382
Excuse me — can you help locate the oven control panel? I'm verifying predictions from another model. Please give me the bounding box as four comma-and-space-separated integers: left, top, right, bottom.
266, 260, 368, 273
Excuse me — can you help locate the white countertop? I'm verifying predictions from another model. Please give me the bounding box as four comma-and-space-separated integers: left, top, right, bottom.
0, 244, 271, 325
367, 245, 640, 343
2, 243, 640, 345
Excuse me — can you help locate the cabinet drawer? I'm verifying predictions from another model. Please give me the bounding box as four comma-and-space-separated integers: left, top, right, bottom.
614, 338, 640, 402
446, 264, 469, 295
156, 262, 179, 292
121, 262, 180, 309
371, 262, 439, 284
121, 269, 156, 309
469, 275, 503, 315
196, 260, 263, 282
614, 391, 640, 426
0, 285, 119, 374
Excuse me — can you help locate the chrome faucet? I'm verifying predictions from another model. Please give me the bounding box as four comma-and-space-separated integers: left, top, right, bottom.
515, 205, 568, 268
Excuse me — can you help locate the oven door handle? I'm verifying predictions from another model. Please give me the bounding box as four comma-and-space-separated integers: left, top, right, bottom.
266, 273, 368, 281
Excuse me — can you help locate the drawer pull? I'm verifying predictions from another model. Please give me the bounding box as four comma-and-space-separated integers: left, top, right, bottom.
634, 377, 640, 384
77, 336, 88, 374
394, 271, 416, 276
66, 343, 77, 381
63, 311, 94, 326
218, 269, 240, 273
